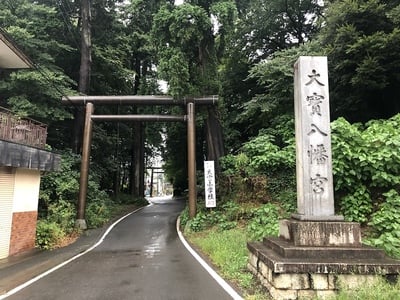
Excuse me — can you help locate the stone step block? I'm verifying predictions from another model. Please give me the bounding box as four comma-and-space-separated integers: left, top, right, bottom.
247, 241, 400, 275
279, 219, 362, 247
264, 237, 387, 260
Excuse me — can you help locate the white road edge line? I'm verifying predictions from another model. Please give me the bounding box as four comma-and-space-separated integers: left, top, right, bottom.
176, 217, 243, 300
0, 205, 148, 300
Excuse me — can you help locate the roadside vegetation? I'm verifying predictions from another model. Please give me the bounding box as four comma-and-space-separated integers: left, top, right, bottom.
36, 150, 148, 250
180, 113, 400, 299
328, 277, 400, 300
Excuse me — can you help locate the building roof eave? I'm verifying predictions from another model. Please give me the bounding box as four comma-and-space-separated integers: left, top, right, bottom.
0, 27, 34, 69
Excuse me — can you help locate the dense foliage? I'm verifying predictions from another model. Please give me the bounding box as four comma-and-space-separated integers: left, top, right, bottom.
331, 115, 400, 257
210, 114, 400, 258
321, 0, 400, 122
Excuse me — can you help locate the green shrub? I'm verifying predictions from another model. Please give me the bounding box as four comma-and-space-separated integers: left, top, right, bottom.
46, 200, 76, 234
86, 180, 109, 203
134, 196, 150, 207
112, 193, 132, 204
39, 150, 80, 216
276, 189, 296, 216
247, 203, 280, 241
217, 220, 238, 231
186, 211, 208, 232
331, 118, 365, 191
36, 220, 65, 250
331, 114, 400, 249
219, 123, 296, 206
242, 133, 295, 175
220, 153, 250, 176
220, 201, 241, 220
179, 205, 190, 228
364, 189, 400, 258
339, 185, 372, 224
182, 201, 242, 232
85, 199, 112, 228
268, 172, 296, 203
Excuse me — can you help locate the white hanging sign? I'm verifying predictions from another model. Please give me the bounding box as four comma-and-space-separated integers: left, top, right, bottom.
204, 160, 216, 208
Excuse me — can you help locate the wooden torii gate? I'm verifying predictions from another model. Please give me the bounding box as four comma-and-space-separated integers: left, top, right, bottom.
62, 95, 218, 229
147, 167, 165, 197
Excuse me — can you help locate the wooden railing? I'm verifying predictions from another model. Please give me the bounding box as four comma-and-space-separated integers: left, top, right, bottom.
0, 106, 47, 149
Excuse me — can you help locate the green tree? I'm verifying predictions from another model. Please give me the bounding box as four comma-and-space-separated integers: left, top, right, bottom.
151, 1, 232, 188
231, 0, 324, 62
320, 0, 400, 121
152, 3, 216, 97
219, 0, 325, 151
222, 41, 324, 149
0, 0, 76, 148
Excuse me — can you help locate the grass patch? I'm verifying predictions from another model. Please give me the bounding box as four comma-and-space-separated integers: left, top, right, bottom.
188, 227, 250, 286
328, 277, 400, 300
186, 227, 270, 299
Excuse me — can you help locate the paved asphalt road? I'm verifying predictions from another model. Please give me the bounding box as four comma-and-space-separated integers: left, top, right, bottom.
6, 197, 234, 300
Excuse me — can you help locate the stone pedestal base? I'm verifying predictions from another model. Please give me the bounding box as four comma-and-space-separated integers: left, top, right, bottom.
247, 219, 400, 299
75, 219, 87, 230
279, 219, 361, 247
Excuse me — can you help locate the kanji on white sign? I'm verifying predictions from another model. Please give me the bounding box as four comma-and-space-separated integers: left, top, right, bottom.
204, 161, 216, 208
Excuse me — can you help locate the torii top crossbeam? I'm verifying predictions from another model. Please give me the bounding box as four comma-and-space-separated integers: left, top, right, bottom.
61, 95, 218, 105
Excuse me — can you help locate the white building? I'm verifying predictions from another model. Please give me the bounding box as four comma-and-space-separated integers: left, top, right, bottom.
0, 28, 61, 259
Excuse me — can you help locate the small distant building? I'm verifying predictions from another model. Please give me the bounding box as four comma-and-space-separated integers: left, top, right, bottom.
0, 28, 61, 259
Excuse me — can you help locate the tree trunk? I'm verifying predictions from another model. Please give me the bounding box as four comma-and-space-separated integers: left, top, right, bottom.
205, 106, 225, 174
73, 0, 92, 153
139, 123, 145, 197
133, 57, 141, 95
130, 119, 145, 198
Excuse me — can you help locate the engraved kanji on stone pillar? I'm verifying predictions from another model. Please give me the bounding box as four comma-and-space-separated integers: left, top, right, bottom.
293, 56, 342, 220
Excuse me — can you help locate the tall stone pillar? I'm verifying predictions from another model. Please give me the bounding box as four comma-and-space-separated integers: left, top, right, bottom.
293, 56, 340, 220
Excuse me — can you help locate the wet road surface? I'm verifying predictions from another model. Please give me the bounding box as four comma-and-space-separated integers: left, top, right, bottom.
6, 197, 233, 300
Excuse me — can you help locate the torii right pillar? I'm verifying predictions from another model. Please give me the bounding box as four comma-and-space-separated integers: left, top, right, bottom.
247, 56, 400, 300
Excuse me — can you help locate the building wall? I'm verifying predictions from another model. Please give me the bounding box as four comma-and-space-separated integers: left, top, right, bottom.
0, 167, 15, 259
9, 169, 40, 256
0, 167, 40, 258
9, 211, 38, 256
12, 168, 40, 212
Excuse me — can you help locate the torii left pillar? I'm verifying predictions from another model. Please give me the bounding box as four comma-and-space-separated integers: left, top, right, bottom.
187, 102, 197, 218
76, 102, 94, 229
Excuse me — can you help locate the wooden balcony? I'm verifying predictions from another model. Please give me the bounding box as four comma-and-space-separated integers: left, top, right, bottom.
0, 106, 47, 149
